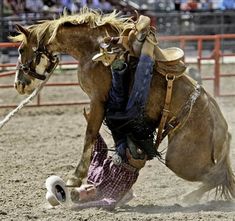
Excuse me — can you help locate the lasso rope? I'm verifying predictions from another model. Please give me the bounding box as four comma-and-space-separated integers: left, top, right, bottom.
0, 71, 53, 129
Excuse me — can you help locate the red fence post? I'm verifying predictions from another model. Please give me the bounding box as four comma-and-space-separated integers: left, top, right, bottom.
197, 38, 202, 72
214, 36, 221, 96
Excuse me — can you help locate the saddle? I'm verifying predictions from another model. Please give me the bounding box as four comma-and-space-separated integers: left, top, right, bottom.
92, 15, 185, 78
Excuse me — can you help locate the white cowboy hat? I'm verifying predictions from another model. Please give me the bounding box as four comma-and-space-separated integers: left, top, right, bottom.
45, 175, 71, 207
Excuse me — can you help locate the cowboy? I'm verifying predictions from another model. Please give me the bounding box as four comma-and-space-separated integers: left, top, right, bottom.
93, 14, 186, 163
104, 15, 159, 163
46, 110, 147, 210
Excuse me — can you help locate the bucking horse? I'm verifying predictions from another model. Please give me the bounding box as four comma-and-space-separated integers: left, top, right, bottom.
11, 8, 235, 202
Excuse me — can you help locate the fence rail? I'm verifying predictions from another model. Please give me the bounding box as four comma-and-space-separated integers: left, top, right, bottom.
0, 34, 235, 108
158, 34, 235, 96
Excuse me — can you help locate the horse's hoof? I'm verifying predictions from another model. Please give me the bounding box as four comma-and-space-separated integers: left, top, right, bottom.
66, 176, 82, 187
182, 192, 200, 205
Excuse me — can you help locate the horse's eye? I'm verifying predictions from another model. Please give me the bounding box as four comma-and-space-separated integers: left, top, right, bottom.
19, 48, 24, 54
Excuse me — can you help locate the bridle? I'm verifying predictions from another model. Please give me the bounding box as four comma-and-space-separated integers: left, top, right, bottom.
18, 46, 59, 81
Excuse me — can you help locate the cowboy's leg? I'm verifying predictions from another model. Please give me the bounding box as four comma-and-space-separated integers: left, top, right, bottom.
106, 60, 128, 113
126, 40, 155, 114
106, 41, 155, 161
105, 60, 128, 162
125, 39, 158, 160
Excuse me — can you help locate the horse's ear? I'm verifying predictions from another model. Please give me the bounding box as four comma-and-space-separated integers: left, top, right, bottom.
15, 24, 30, 38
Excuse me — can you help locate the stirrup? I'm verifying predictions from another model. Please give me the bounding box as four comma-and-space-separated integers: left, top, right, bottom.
92, 47, 123, 66
92, 35, 127, 66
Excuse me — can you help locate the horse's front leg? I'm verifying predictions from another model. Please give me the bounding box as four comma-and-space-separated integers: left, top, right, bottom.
67, 101, 105, 187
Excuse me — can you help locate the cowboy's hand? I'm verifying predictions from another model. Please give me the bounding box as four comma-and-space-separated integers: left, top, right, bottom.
111, 59, 126, 71
126, 149, 147, 170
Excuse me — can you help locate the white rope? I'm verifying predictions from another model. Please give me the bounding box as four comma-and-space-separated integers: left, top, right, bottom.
0, 71, 54, 129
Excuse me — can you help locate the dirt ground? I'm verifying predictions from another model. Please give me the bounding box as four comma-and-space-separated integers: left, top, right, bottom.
1, 65, 235, 221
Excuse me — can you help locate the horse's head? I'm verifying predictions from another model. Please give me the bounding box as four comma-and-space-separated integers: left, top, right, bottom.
13, 24, 59, 95
12, 9, 134, 94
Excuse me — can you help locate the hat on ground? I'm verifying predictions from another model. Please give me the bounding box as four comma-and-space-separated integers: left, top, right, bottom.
45, 175, 71, 207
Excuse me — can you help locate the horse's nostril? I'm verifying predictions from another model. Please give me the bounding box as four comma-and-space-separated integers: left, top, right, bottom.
14, 83, 17, 89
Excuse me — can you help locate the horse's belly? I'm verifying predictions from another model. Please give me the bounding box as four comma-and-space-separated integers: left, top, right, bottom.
164, 93, 229, 182
165, 153, 209, 182
165, 127, 214, 182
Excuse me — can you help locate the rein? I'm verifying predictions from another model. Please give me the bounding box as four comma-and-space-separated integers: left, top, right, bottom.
18, 46, 59, 81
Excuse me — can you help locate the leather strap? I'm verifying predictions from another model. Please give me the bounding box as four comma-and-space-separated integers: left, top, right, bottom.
155, 74, 175, 150
161, 84, 201, 142
118, 36, 130, 52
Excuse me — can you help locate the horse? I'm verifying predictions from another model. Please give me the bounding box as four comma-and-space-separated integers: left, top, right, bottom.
11, 8, 235, 201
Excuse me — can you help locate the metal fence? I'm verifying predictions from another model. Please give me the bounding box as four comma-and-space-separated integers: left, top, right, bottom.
0, 33, 235, 108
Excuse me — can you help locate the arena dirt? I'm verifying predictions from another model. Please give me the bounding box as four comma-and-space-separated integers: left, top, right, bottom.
1, 66, 235, 221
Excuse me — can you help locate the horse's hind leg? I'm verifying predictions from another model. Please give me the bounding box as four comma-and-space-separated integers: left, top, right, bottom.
184, 132, 235, 203
203, 132, 235, 200
183, 184, 214, 204
67, 101, 105, 187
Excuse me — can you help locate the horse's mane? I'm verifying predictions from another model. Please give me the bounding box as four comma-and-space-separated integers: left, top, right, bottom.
11, 8, 134, 45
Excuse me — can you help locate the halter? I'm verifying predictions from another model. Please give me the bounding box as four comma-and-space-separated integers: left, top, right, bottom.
18, 46, 59, 81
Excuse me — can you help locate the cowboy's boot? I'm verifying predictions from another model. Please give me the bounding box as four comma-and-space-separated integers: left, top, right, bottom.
128, 15, 151, 57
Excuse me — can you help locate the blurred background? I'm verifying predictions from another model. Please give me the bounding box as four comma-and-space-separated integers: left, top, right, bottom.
1, 0, 235, 40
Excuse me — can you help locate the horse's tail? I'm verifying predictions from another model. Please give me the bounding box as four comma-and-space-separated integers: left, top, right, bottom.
205, 132, 235, 199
